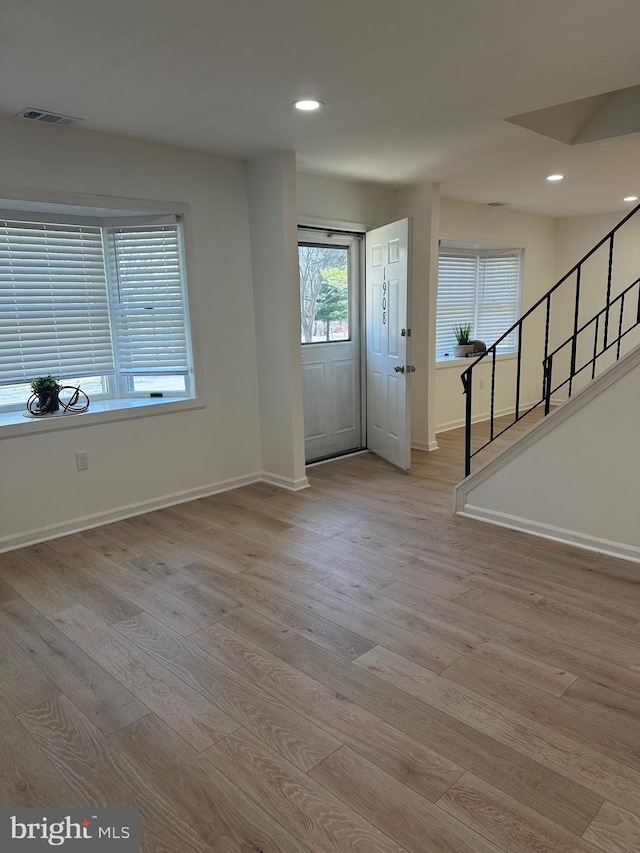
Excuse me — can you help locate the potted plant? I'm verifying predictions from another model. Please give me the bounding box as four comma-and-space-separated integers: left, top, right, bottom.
453, 323, 475, 358
31, 374, 61, 413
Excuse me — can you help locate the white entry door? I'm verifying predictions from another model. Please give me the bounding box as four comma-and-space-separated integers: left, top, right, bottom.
299, 230, 363, 463
366, 218, 412, 470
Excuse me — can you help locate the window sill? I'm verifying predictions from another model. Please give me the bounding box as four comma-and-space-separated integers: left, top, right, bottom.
436, 353, 518, 370
0, 397, 206, 440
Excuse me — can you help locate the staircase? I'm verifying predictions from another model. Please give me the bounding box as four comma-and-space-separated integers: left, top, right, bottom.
461, 202, 640, 476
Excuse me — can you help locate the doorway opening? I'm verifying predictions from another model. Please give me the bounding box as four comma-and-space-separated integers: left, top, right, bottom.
299, 228, 365, 463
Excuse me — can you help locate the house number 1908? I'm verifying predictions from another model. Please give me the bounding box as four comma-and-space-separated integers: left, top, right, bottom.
382, 279, 387, 325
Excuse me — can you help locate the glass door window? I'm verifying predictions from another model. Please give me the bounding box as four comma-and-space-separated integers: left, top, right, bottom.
299, 244, 350, 343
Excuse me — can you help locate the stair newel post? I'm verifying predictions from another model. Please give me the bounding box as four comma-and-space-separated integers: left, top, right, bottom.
462, 369, 472, 477
544, 354, 553, 416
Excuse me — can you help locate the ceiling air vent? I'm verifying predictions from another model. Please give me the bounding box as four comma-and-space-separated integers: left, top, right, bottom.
486, 201, 511, 207
15, 107, 83, 127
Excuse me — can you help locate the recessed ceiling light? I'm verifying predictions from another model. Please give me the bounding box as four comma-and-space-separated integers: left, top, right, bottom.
293, 99, 323, 111
546, 174, 564, 181
623, 195, 638, 202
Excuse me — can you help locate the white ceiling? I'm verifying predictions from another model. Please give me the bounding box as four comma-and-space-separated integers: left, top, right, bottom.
3, 0, 640, 217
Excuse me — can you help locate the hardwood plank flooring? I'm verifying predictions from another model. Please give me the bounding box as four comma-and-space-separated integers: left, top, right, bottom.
192, 622, 464, 802
0, 696, 78, 807
0, 623, 61, 714
277, 635, 603, 834
205, 728, 407, 853
0, 413, 639, 851
438, 772, 602, 853
583, 801, 640, 853
19, 695, 217, 853
0, 598, 147, 734
112, 610, 341, 771
52, 604, 240, 750
309, 746, 504, 853
115, 714, 311, 853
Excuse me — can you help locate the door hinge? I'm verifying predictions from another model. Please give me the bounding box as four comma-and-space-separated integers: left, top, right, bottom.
401, 328, 412, 337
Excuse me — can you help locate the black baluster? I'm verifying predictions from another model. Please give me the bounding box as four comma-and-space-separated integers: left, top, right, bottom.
490, 347, 496, 440
617, 293, 625, 359
604, 234, 614, 349
463, 370, 472, 477
543, 294, 551, 369
544, 354, 553, 415
569, 266, 581, 398
515, 321, 522, 420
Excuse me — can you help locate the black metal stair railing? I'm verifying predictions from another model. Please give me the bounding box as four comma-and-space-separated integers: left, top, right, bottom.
542, 274, 640, 414
461, 202, 640, 477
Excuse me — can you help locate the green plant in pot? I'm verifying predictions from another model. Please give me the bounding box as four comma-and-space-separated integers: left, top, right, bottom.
452, 323, 475, 358
31, 374, 61, 413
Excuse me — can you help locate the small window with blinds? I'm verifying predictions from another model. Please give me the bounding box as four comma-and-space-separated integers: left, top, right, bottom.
105, 224, 191, 395
0, 212, 193, 412
436, 247, 522, 358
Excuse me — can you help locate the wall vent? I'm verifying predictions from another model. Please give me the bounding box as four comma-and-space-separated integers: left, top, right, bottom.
486, 201, 511, 207
15, 108, 83, 127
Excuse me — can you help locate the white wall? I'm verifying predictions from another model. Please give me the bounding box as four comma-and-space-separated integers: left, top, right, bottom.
457, 346, 640, 563
297, 173, 396, 229
0, 117, 262, 550
249, 152, 307, 489
554, 211, 640, 312
435, 198, 557, 432
395, 183, 440, 450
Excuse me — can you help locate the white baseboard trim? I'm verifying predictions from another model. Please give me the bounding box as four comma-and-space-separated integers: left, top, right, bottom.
435, 400, 563, 435
261, 471, 310, 491
459, 504, 640, 565
412, 440, 439, 452
0, 472, 263, 556
436, 406, 514, 434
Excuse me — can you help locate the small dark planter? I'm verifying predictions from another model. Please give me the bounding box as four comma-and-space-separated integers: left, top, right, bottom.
37, 391, 60, 413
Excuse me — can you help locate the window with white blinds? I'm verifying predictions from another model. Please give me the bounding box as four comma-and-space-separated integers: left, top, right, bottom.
436, 248, 522, 357
0, 220, 115, 384
106, 225, 189, 376
0, 213, 193, 409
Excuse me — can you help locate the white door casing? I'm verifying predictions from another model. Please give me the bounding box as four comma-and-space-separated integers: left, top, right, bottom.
366, 218, 412, 469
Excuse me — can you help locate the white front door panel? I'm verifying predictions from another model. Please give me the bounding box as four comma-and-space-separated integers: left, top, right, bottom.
365, 219, 411, 470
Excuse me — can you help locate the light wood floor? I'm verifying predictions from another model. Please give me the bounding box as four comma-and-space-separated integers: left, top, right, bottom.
1, 415, 640, 852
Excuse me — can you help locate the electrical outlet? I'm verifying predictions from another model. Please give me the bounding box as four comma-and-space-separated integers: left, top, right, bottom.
75, 451, 89, 471
479, 379, 484, 390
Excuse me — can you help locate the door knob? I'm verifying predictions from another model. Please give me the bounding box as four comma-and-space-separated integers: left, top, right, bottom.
394, 365, 405, 373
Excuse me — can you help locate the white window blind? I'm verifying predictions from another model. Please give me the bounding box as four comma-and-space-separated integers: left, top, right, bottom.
107, 224, 189, 375
0, 220, 114, 385
436, 248, 522, 356
436, 253, 477, 356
